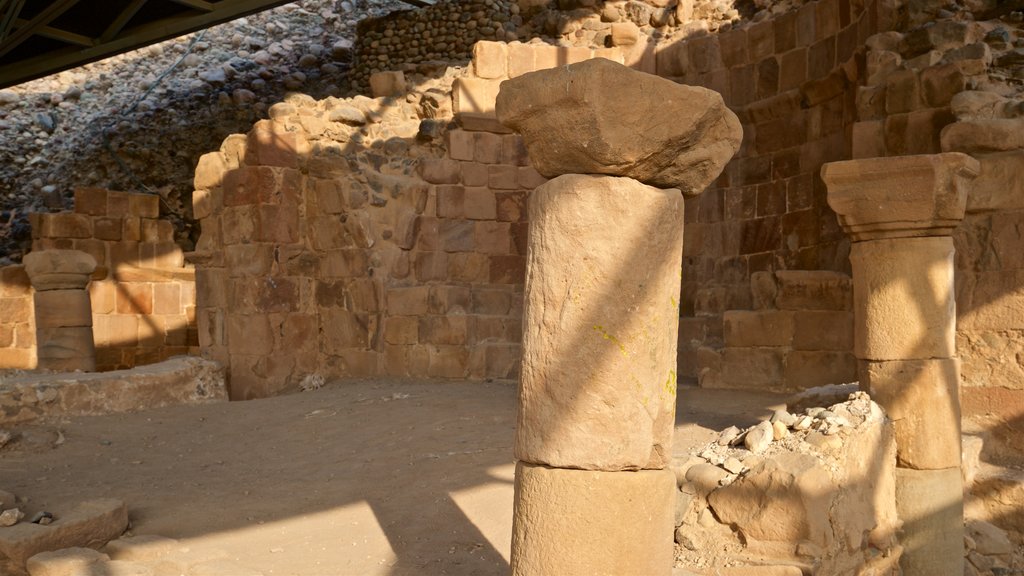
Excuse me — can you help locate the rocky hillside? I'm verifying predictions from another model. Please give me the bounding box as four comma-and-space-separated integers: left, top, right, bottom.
0, 0, 406, 264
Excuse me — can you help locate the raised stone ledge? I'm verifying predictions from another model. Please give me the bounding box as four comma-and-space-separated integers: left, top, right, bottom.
0, 356, 226, 425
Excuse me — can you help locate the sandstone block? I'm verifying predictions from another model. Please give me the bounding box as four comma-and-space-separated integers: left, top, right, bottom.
849, 237, 956, 361
511, 463, 674, 576
36, 326, 95, 360
709, 453, 832, 545
507, 42, 536, 78
720, 347, 785, 389
895, 467, 964, 576
517, 175, 683, 471
723, 310, 794, 348
368, 71, 406, 97
33, 290, 92, 328
453, 77, 502, 115
0, 499, 128, 565
784, 350, 857, 390
473, 41, 508, 79
859, 358, 961, 470
966, 150, 1024, 212
791, 311, 853, 351
495, 58, 741, 196
773, 271, 851, 311
26, 547, 110, 576
822, 153, 979, 241
23, 250, 97, 291
940, 118, 1024, 153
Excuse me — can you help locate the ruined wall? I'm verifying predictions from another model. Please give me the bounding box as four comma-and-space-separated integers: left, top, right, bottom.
849, 14, 1024, 457
670, 0, 893, 386
0, 189, 197, 372
0, 266, 34, 369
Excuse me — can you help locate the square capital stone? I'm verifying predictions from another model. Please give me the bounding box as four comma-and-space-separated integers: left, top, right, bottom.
821, 153, 979, 241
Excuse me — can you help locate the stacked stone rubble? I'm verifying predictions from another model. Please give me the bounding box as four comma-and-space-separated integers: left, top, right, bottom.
496, 58, 741, 575
822, 152, 980, 576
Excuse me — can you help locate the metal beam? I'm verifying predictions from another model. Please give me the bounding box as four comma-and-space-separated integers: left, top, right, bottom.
166, 0, 215, 11
101, 0, 149, 43
15, 18, 94, 46
0, 0, 78, 59
0, 0, 297, 88
0, 0, 25, 44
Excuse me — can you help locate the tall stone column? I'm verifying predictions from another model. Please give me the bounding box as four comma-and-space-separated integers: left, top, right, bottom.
821, 153, 979, 576
23, 250, 98, 372
495, 58, 741, 575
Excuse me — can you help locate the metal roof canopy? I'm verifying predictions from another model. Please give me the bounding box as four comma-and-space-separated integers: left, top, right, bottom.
0, 0, 431, 90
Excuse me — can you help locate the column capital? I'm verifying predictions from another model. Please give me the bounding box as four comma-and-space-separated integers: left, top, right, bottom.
821, 153, 979, 241
23, 249, 97, 291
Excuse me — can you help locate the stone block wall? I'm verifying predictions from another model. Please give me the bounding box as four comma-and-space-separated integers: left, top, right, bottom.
669, 0, 890, 383
0, 189, 197, 372
698, 270, 857, 391
850, 18, 1024, 456
0, 265, 34, 369
191, 39, 646, 399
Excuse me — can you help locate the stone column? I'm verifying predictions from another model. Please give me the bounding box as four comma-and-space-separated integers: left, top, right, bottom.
821, 153, 979, 576
23, 250, 98, 372
495, 58, 742, 575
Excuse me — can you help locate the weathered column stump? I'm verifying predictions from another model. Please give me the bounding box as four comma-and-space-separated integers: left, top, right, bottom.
23, 250, 98, 372
496, 58, 741, 575
822, 153, 980, 576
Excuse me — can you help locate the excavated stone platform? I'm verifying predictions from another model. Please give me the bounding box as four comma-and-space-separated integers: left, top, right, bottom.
0, 380, 1019, 576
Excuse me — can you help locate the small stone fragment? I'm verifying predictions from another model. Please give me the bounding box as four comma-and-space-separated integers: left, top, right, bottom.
0, 508, 24, 526
30, 511, 53, 525
770, 409, 797, 427
722, 457, 745, 474
744, 421, 774, 454
718, 425, 740, 446
772, 420, 790, 440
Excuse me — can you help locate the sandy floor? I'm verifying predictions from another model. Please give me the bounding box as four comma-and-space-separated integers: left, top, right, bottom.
1, 380, 788, 576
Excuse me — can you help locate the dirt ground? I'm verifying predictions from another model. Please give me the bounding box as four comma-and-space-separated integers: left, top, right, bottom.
1, 379, 788, 576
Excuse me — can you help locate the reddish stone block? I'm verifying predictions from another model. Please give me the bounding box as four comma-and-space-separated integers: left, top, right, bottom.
419, 316, 470, 346
427, 345, 469, 378
0, 266, 31, 298
757, 57, 780, 100
117, 283, 153, 314
475, 221, 512, 254
384, 316, 418, 345
490, 255, 525, 284
461, 162, 489, 187
244, 124, 308, 168
320, 308, 370, 352
419, 158, 462, 184
795, 2, 816, 48
385, 284, 430, 313
474, 132, 503, 165
719, 29, 749, 68
415, 251, 448, 281
774, 11, 798, 53
436, 185, 465, 218
0, 297, 31, 324
688, 35, 722, 73
415, 217, 440, 251
518, 167, 547, 190
780, 48, 808, 91
852, 120, 886, 158
731, 64, 756, 107
496, 191, 528, 222
748, 21, 775, 61
808, 37, 837, 80
428, 285, 472, 315
74, 188, 109, 216
128, 194, 159, 218
471, 289, 513, 316
258, 205, 300, 244
322, 249, 369, 278
448, 129, 475, 162
93, 217, 122, 241
448, 253, 490, 283
439, 219, 475, 252
921, 63, 966, 107
463, 187, 497, 221
511, 222, 529, 256
488, 165, 519, 190
885, 68, 921, 114
815, 0, 840, 40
